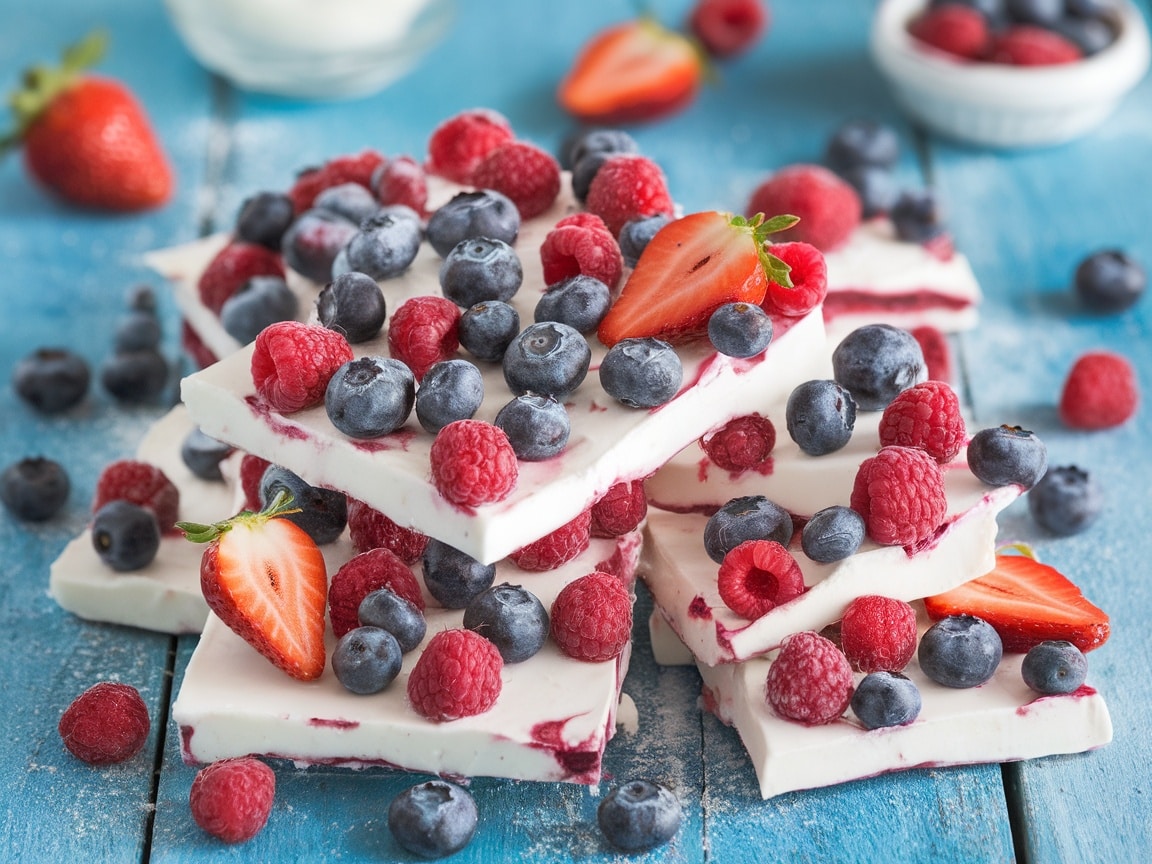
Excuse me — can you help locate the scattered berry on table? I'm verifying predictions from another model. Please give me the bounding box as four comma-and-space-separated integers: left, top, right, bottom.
387, 780, 479, 858
851, 671, 922, 730
879, 380, 966, 462
422, 539, 497, 608
387, 295, 460, 382
92, 500, 160, 570
618, 213, 670, 268
471, 139, 562, 220
908, 5, 991, 59
407, 629, 504, 721
1073, 249, 1146, 313
1058, 351, 1138, 429
700, 413, 777, 472
235, 191, 295, 251
13, 347, 90, 414
718, 539, 806, 620
439, 237, 523, 308
746, 164, 861, 252
316, 271, 388, 344
328, 547, 425, 639
198, 241, 286, 315
760, 240, 828, 317
280, 208, 359, 284
358, 587, 427, 654
415, 359, 484, 434
966, 424, 1048, 488
550, 570, 633, 662
458, 300, 520, 362
58, 681, 150, 765
585, 154, 675, 237
324, 356, 416, 439
540, 212, 623, 289
426, 189, 521, 258
463, 583, 550, 663
113, 310, 161, 353
599, 337, 683, 408
493, 393, 571, 461
766, 631, 854, 725
99, 349, 169, 403
990, 24, 1082, 65
1, 456, 70, 521
503, 321, 591, 399
590, 480, 647, 537
708, 302, 774, 358
259, 464, 348, 545
824, 118, 900, 174
801, 505, 865, 563
426, 108, 515, 184
189, 757, 276, 844
535, 274, 612, 334
332, 626, 403, 695
703, 495, 793, 564
918, 614, 1003, 688
220, 275, 298, 345
597, 779, 683, 852
511, 509, 592, 571
338, 210, 423, 281
1021, 640, 1088, 695
430, 419, 519, 508
786, 379, 857, 456
689, 0, 769, 58
288, 150, 384, 213
372, 155, 428, 215
1028, 465, 1103, 535
851, 446, 947, 547
840, 595, 918, 673
832, 323, 926, 411
313, 181, 379, 225
347, 497, 428, 562
251, 320, 354, 413
93, 459, 179, 532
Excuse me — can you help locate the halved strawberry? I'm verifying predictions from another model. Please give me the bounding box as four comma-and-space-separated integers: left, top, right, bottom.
924, 554, 1110, 654
179, 493, 328, 681
597, 211, 796, 346
558, 18, 703, 124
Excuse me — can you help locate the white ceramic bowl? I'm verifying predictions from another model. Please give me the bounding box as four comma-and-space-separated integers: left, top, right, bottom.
165, 0, 455, 100
871, 0, 1151, 148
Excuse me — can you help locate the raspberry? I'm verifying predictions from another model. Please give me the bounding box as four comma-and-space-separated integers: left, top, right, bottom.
251, 321, 353, 413
430, 420, 519, 508
700, 414, 776, 472
347, 497, 429, 563
93, 459, 179, 532
717, 540, 806, 619
550, 570, 633, 662
990, 25, 1082, 66
540, 213, 624, 291
288, 150, 385, 213
908, 6, 991, 60
760, 241, 828, 317
839, 595, 918, 673
238, 453, 272, 511
878, 380, 966, 463
58, 682, 150, 765
373, 155, 428, 216
189, 757, 276, 844
688, 0, 768, 59
747, 164, 861, 252
328, 547, 425, 638
197, 242, 285, 315
590, 480, 647, 538
426, 109, 515, 184
387, 296, 460, 382
471, 140, 561, 220
510, 509, 592, 571
765, 631, 854, 725
586, 155, 675, 237
1059, 351, 1138, 429
407, 629, 504, 721
850, 446, 948, 547
911, 325, 952, 384
182, 320, 218, 369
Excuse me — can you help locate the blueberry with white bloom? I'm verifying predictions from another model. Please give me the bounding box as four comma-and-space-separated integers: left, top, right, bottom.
824, 118, 900, 173
708, 302, 773, 358
317, 271, 387, 344
13, 347, 90, 414
494, 394, 570, 461
1021, 640, 1088, 695
281, 208, 359, 284
358, 588, 427, 654
619, 214, 671, 268
786, 379, 857, 456
599, 338, 682, 409
426, 189, 520, 258
415, 359, 484, 434
1074, 249, 1145, 313
463, 583, 550, 663
180, 427, 233, 482
918, 615, 1002, 688
220, 275, 298, 345
113, 311, 162, 352
503, 321, 590, 399
332, 626, 403, 695
422, 540, 496, 609
259, 465, 347, 545
313, 182, 379, 225
832, 324, 925, 411
851, 671, 922, 730
388, 781, 478, 859
1028, 465, 1103, 536
703, 495, 793, 564
459, 300, 520, 362
966, 425, 1048, 489
890, 189, 947, 244
440, 237, 523, 307
801, 505, 865, 563
325, 356, 416, 439
91, 500, 160, 571
0, 457, 70, 522
100, 349, 168, 403
338, 210, 422, 281
597, 779, 683, 852
235, 191, 294, 250
535, 274, 611, 334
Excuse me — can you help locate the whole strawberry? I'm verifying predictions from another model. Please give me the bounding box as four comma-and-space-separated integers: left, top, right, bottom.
2, 32, 173, 211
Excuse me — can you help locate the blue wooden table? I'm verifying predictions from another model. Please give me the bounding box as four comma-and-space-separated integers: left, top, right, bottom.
2, 0, 1149, 860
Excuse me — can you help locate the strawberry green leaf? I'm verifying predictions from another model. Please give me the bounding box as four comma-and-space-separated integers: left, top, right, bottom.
177, 489, 301, 544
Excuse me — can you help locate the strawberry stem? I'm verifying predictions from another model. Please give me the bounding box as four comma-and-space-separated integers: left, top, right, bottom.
733, 212, 800, 289
177, 489, 302, 544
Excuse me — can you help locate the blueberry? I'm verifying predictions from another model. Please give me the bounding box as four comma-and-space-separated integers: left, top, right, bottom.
1065, 0, 1116, 17
1074, 249, 1145, 313
0, 457, 70, 521
890, 190, 947, 244
459, 300, 520, 362
358, 588, 427, 654
338, 211, 422, 281
422, 539, 496, 609
703, 495, 793, 564
918, 615, 1003, 688
966, 425, 1048, 488
1052, 14, 1116, 55
13, 347, 90, 413
388, 780, 478, 859
426, 190, 520, 258
597, 779, 683, 853
415, 359, 485, 434
566, 128, 640, 171
439, 237, 523, 307
824, 118, 900, 173
113, 311, 162, 352
1021, 640, 1088, 695
786, 379, 857, 456
619, 214, 671, 268
534, 275, 611, 334
1006, 0, 1062, 25
930, 0, 1008, 25
100, 349, 169, 403
801, 505, 865, 563
235, 191, 295, 250
851, 671, 922, 730
332, 626, 403, 694
831, 324, 926, 411
281, 208, 360, 284
1028, 465, 1103, 535
503, 322, 591, 399
180, 427, 233, 482
493, 394, 570, 460
317, 271, 388, 343
838, 164, 900, 219
463, 583, 549, 663
125, 284, 158, 313
707, 302, 774, 358
599, 338, 682, 409
259, 465, 348, 545
571, 152, 611, 203
325, 356, 416, 439
220, 275, 299, 345
313, 182, 379, 225
91, 500, 160, 571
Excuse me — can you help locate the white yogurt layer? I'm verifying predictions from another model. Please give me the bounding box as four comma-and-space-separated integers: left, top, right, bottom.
173, 532, 643, 784
694, 607, 1112, 799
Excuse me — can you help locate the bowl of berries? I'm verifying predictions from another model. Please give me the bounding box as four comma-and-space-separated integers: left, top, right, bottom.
870, 0, 1150, 147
